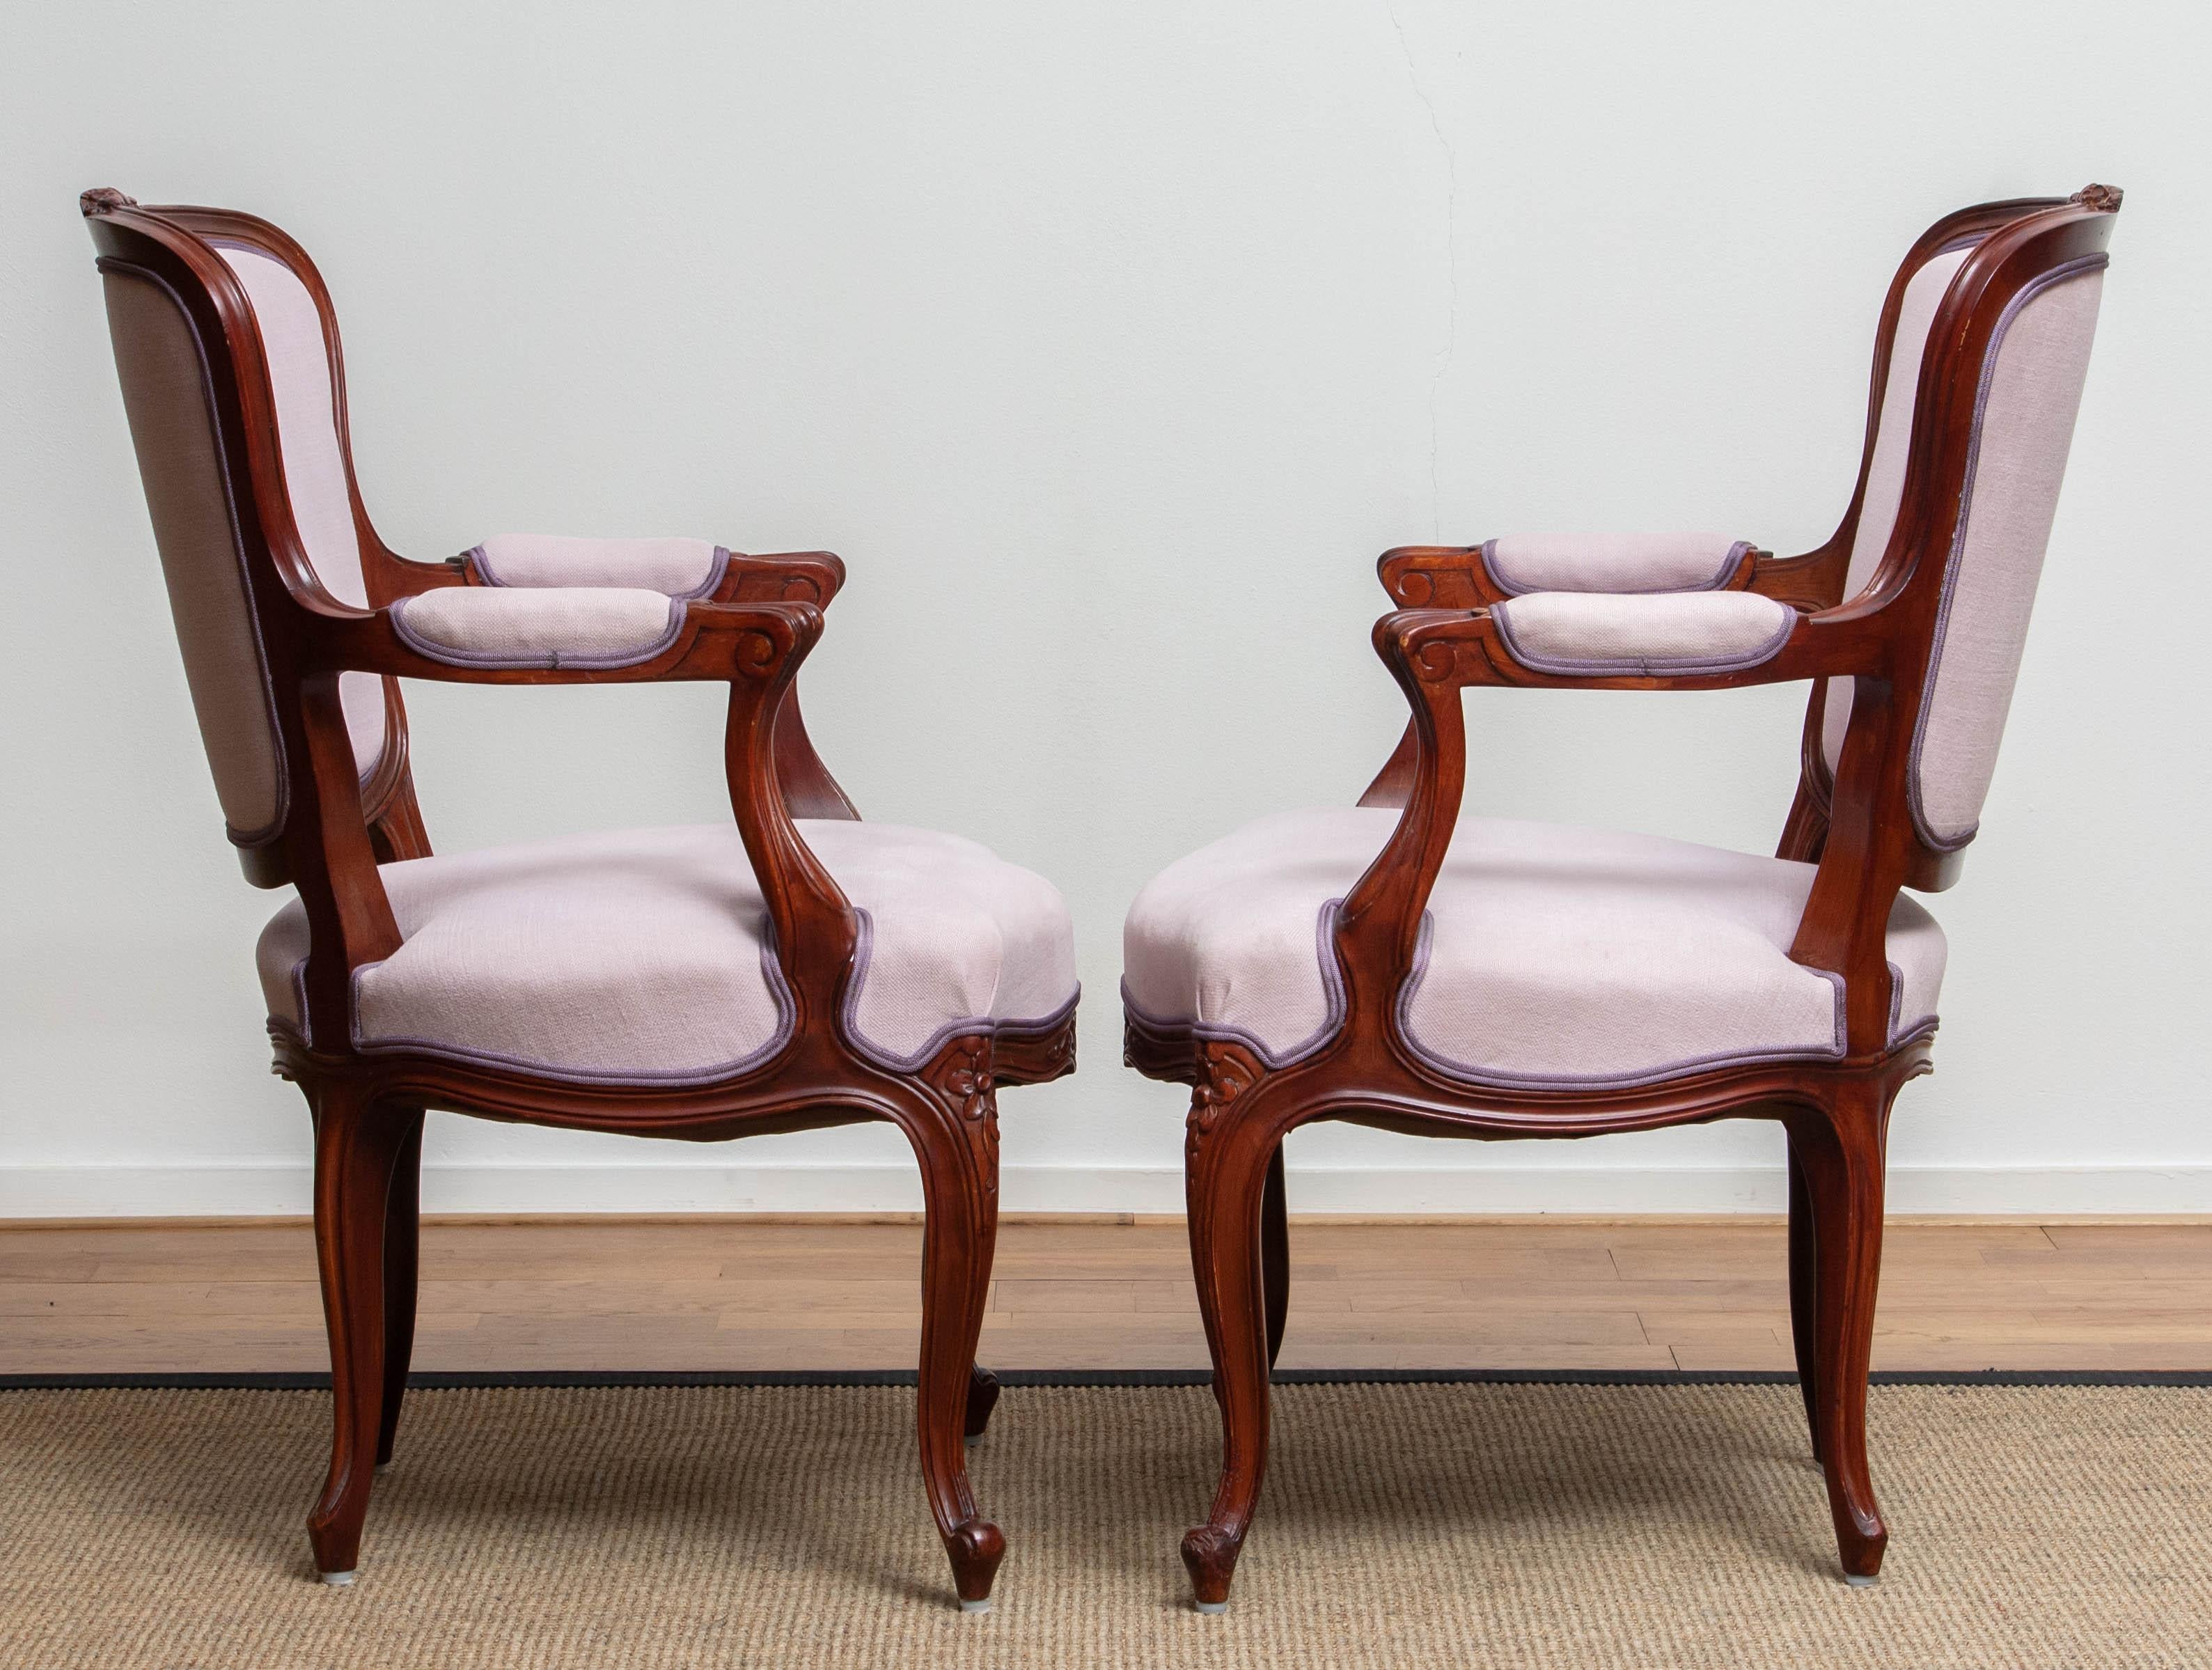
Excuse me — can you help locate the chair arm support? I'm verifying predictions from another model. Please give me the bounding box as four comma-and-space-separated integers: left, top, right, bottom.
287, 596, 858, 1045
716, 605, 860, 1026
1342, 600, 1911, 1058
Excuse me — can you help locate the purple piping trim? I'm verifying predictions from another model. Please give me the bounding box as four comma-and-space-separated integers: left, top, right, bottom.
1390, 912, 1862, 1091
1117, 899, 1353, 1071
1480, 538, 1753, 598
836, 907, 1082, 1072
96, 257, 292, 848
280, 935, 800, 1087
388, 593, 687, 671
1489, 598, 1795, 678
1906, 254, 2108, 851
1885, 957, 1938, 1045
468, 542, 731, 600
1122, 898, 1937, 1090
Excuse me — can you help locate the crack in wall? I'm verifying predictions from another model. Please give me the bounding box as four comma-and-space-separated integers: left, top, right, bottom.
1383, 0, 1459, 540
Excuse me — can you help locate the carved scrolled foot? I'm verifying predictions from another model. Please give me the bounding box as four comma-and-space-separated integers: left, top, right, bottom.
945, 1517, 1005, 1609
964, 1364, 1001, 1446
308, 1508, 365, 1583
1181, 1524, 1244, 1611
1833, 1503, 1887, 1584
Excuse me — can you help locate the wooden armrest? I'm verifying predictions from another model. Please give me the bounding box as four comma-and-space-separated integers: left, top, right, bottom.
301, 595, 825, 686
1372, 601, 1884, 694
1378, 538, 1766, 610
447, 540, 847, 611
719, 551, 847, 608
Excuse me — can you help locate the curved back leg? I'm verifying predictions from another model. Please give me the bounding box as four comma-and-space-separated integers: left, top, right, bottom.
1262, 1144, 1289, 1370
303, 1080, 413, 1582
1785, 1133, 1823, 1463
1787, 1078, 1899, 1583
375, 1109, 425, 1469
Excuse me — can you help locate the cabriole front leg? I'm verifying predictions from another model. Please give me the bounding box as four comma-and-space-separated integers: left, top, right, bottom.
907, 1039, 1006, 1610
1179, 1042, 1281, 1612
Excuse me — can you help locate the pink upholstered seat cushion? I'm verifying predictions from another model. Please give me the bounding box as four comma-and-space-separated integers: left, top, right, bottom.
389, 586, 685, 670
258, 822, 1078, 1084
469, 533, 728, 598
1480, 533, 1752, 595
1489, 591, 1795, 677
1122, 808, 1943, 1089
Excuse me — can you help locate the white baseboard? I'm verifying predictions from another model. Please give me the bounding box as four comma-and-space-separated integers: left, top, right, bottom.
2, 1161, 2209, 1219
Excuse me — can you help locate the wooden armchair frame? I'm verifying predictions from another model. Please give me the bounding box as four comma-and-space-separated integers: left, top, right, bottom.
1128, 189, 2119, 1607
82, 190, 1074, 1607
1362, 188, 2112, 865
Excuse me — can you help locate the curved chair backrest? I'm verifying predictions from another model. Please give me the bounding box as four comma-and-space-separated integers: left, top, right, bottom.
1817, 189, 2114, 879
84, 191, 402, 880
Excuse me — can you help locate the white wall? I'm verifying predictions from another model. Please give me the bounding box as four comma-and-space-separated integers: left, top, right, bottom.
3, 1, 2206, 1217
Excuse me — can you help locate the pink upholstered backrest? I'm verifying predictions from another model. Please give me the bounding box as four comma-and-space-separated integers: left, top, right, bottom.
1905, 261, 2105, 845
100, 265, 288, 841
210, 242, 389, 783
1820, 242, 1975, 776
1821, 242, 2107, 846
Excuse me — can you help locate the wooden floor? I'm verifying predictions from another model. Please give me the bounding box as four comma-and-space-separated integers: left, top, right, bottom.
3, 1217, 2211, 1375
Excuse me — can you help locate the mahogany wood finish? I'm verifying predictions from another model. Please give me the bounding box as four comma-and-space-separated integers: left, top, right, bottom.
81, 189, 1071, 1606
1141, 189, 2121, 1607
1365, 189, 2088, 851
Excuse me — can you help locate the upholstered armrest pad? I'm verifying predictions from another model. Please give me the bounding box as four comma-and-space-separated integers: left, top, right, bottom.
390, 586, 685, 670
1489, 591, 1795, 677
467, 533, 729, 597
1480, 532, 1752, 595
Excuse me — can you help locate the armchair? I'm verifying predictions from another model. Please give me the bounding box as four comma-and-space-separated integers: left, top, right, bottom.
82, 188, 1078, 1609
1124, 187, 2119, 1607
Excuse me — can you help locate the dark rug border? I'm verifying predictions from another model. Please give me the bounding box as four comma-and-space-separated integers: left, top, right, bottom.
5, 1368, 2209, 1391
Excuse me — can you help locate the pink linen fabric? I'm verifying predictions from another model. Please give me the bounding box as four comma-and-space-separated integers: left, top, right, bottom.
1907, 267, 2104, 844
389, 586, 684, 669
1480, 533, 1750, 595
99, 269, 289, 837
212, 244, 389, 783
259, 821, 1078, 1084
1489, 591, 1794, 677
1122, 807, 1944, 1089
1818, 245, 1973, 776
469, 533, 728, 597
212, 245, 365, 607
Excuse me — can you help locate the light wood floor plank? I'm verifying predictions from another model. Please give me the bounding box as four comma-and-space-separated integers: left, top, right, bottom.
3, 1218, 2209, 1375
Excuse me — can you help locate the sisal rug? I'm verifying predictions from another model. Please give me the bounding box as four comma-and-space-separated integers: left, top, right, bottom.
1, 1381, 2206, 1668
